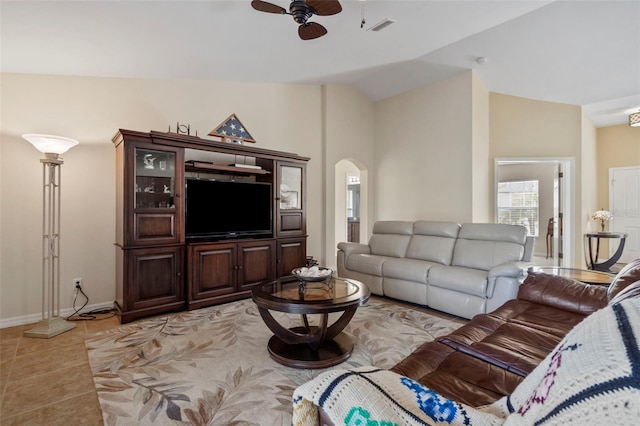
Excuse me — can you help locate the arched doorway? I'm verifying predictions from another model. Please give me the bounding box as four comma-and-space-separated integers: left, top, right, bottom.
332, 159, 368, 267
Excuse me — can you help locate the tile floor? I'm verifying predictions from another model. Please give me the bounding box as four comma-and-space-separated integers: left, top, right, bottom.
0, 314, 120, 425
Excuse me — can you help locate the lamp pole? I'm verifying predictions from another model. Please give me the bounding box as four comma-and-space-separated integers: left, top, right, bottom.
23, 135, 79, 338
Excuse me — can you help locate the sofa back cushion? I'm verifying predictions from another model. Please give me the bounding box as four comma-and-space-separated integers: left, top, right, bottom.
452, 223, 527, 270
368, 221, 413, 258
503, 297, 640, 425
607, 257, 640, 302
518, 272, 607, 315
405, 221, 460, 265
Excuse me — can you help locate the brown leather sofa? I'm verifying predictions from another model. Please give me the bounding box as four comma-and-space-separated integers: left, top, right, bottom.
389, 258, 640, 407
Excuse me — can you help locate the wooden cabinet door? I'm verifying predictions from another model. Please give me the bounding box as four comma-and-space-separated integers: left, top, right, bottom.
188, 243, 237, 302
275, 161, 306, 237
238, 240, 276, 291
125, 141, 184, 247
123, 246, 185, 317
277, 237, 307, 278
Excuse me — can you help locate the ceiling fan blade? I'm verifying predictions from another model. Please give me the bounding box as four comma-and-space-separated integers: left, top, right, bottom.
306, 0, 342, 16
251, 0, 286, 14
298, 22, 327, 40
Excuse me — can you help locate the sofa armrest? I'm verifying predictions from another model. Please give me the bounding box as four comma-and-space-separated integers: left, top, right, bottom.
518, 272, 607, 315
337, 241, 371, 258
487, 262, 523, 297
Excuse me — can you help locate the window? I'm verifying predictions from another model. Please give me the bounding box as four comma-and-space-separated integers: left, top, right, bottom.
497, 180, 539, 236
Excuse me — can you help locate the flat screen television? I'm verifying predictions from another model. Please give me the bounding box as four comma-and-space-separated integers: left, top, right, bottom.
185, 178, 273, 239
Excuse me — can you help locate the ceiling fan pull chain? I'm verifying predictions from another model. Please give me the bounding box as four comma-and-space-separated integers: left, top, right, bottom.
361, 0, 366, 29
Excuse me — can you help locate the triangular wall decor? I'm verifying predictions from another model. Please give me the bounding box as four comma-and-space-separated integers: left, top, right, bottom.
208, 114, 256, 144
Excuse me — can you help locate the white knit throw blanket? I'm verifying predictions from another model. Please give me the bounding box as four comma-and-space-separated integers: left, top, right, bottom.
293, 297, 640, 426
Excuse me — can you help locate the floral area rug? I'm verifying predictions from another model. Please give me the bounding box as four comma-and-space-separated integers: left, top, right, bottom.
85, 296, 463, 425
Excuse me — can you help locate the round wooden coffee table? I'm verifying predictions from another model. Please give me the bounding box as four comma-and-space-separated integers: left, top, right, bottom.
252, 277, 370, 369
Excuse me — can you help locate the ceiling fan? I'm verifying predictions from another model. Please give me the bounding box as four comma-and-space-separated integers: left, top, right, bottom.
251, 0, 342, 40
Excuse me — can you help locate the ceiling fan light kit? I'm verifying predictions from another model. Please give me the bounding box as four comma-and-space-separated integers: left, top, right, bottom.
251, 0, 342, 40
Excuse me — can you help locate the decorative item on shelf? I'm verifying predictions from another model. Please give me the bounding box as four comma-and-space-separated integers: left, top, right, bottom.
168, 122, 197, 136
629, 109, 640, 127
22, 134, 79, 338
208, 113, 256, 144
592, 208, 613, 232
279, 184, 299, 209
143, 153, 156, 169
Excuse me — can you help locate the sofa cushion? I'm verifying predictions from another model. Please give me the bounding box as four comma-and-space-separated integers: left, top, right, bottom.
517, 272, 607, 315
405, 221, 460, 265
607, 257, 640, 301
382, 258, 437, 283
488, 299, 590, 338
452, 223, 527, 270
392, 341, 524, 407
345, 254, 390, 277
437, 315, 562, 377
458, 222, 527, 245
368, 221, 413, 257
428, 265, 489, 297
502, 296, 640, 425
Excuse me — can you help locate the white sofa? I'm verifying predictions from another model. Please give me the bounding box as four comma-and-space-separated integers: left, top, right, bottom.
337, 221, 533, 319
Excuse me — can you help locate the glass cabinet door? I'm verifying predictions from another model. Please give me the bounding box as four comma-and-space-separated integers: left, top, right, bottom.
279, 165, 302, 210
276, 162, 305, 237
134, 148, 176, 209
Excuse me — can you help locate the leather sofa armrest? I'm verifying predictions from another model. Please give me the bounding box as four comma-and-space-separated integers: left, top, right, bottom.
487, 262, 523, 297
337, 242, 371, 258
518, 272, 607, 315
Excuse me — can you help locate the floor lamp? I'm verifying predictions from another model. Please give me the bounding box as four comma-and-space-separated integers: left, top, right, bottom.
23, 134, 79, 339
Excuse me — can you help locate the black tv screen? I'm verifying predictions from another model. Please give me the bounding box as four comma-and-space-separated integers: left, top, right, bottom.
185, 179, 273, 239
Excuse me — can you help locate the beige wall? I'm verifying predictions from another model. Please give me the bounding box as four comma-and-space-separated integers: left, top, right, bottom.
324, 85, 375, 269
596, 124, 640, 210
595, 123, 640, 254
490, 92, 585, 266
471, 72, 491, 222
581, 112, 599, 238
374, 72, 474, 223
0, 73, 324, 324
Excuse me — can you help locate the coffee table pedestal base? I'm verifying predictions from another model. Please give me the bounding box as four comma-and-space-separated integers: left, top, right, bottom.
267, 328, 353, 369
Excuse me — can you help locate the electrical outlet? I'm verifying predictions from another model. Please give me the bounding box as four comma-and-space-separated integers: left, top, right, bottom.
73, 278, 83, 290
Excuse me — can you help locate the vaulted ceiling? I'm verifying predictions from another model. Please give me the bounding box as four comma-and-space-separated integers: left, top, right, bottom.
2, 0, 638, 127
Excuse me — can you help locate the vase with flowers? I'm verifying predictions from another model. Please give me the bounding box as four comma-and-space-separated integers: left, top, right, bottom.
592, 209, 613, 233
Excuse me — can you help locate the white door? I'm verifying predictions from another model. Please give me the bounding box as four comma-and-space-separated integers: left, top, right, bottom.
609, 166, 640, 263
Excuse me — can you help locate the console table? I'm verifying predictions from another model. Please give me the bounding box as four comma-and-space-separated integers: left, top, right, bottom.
584, 232, 627, 272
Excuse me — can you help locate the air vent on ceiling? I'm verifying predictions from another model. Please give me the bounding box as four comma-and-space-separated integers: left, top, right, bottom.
367, 18, 396, 32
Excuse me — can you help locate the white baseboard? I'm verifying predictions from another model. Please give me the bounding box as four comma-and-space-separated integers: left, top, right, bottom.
0, 301, 117, 329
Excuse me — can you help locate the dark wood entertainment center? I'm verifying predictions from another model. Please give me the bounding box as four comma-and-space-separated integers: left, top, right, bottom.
113, 129, 309, 323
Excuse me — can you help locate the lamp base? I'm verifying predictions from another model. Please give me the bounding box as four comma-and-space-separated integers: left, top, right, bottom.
23, 316, 76, 339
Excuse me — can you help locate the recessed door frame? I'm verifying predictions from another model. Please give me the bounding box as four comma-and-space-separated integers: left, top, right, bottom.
495, 157, 574, 267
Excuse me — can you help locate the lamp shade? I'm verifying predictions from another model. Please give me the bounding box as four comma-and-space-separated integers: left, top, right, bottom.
22, 134, 79, 155
630, 111, 640, 127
